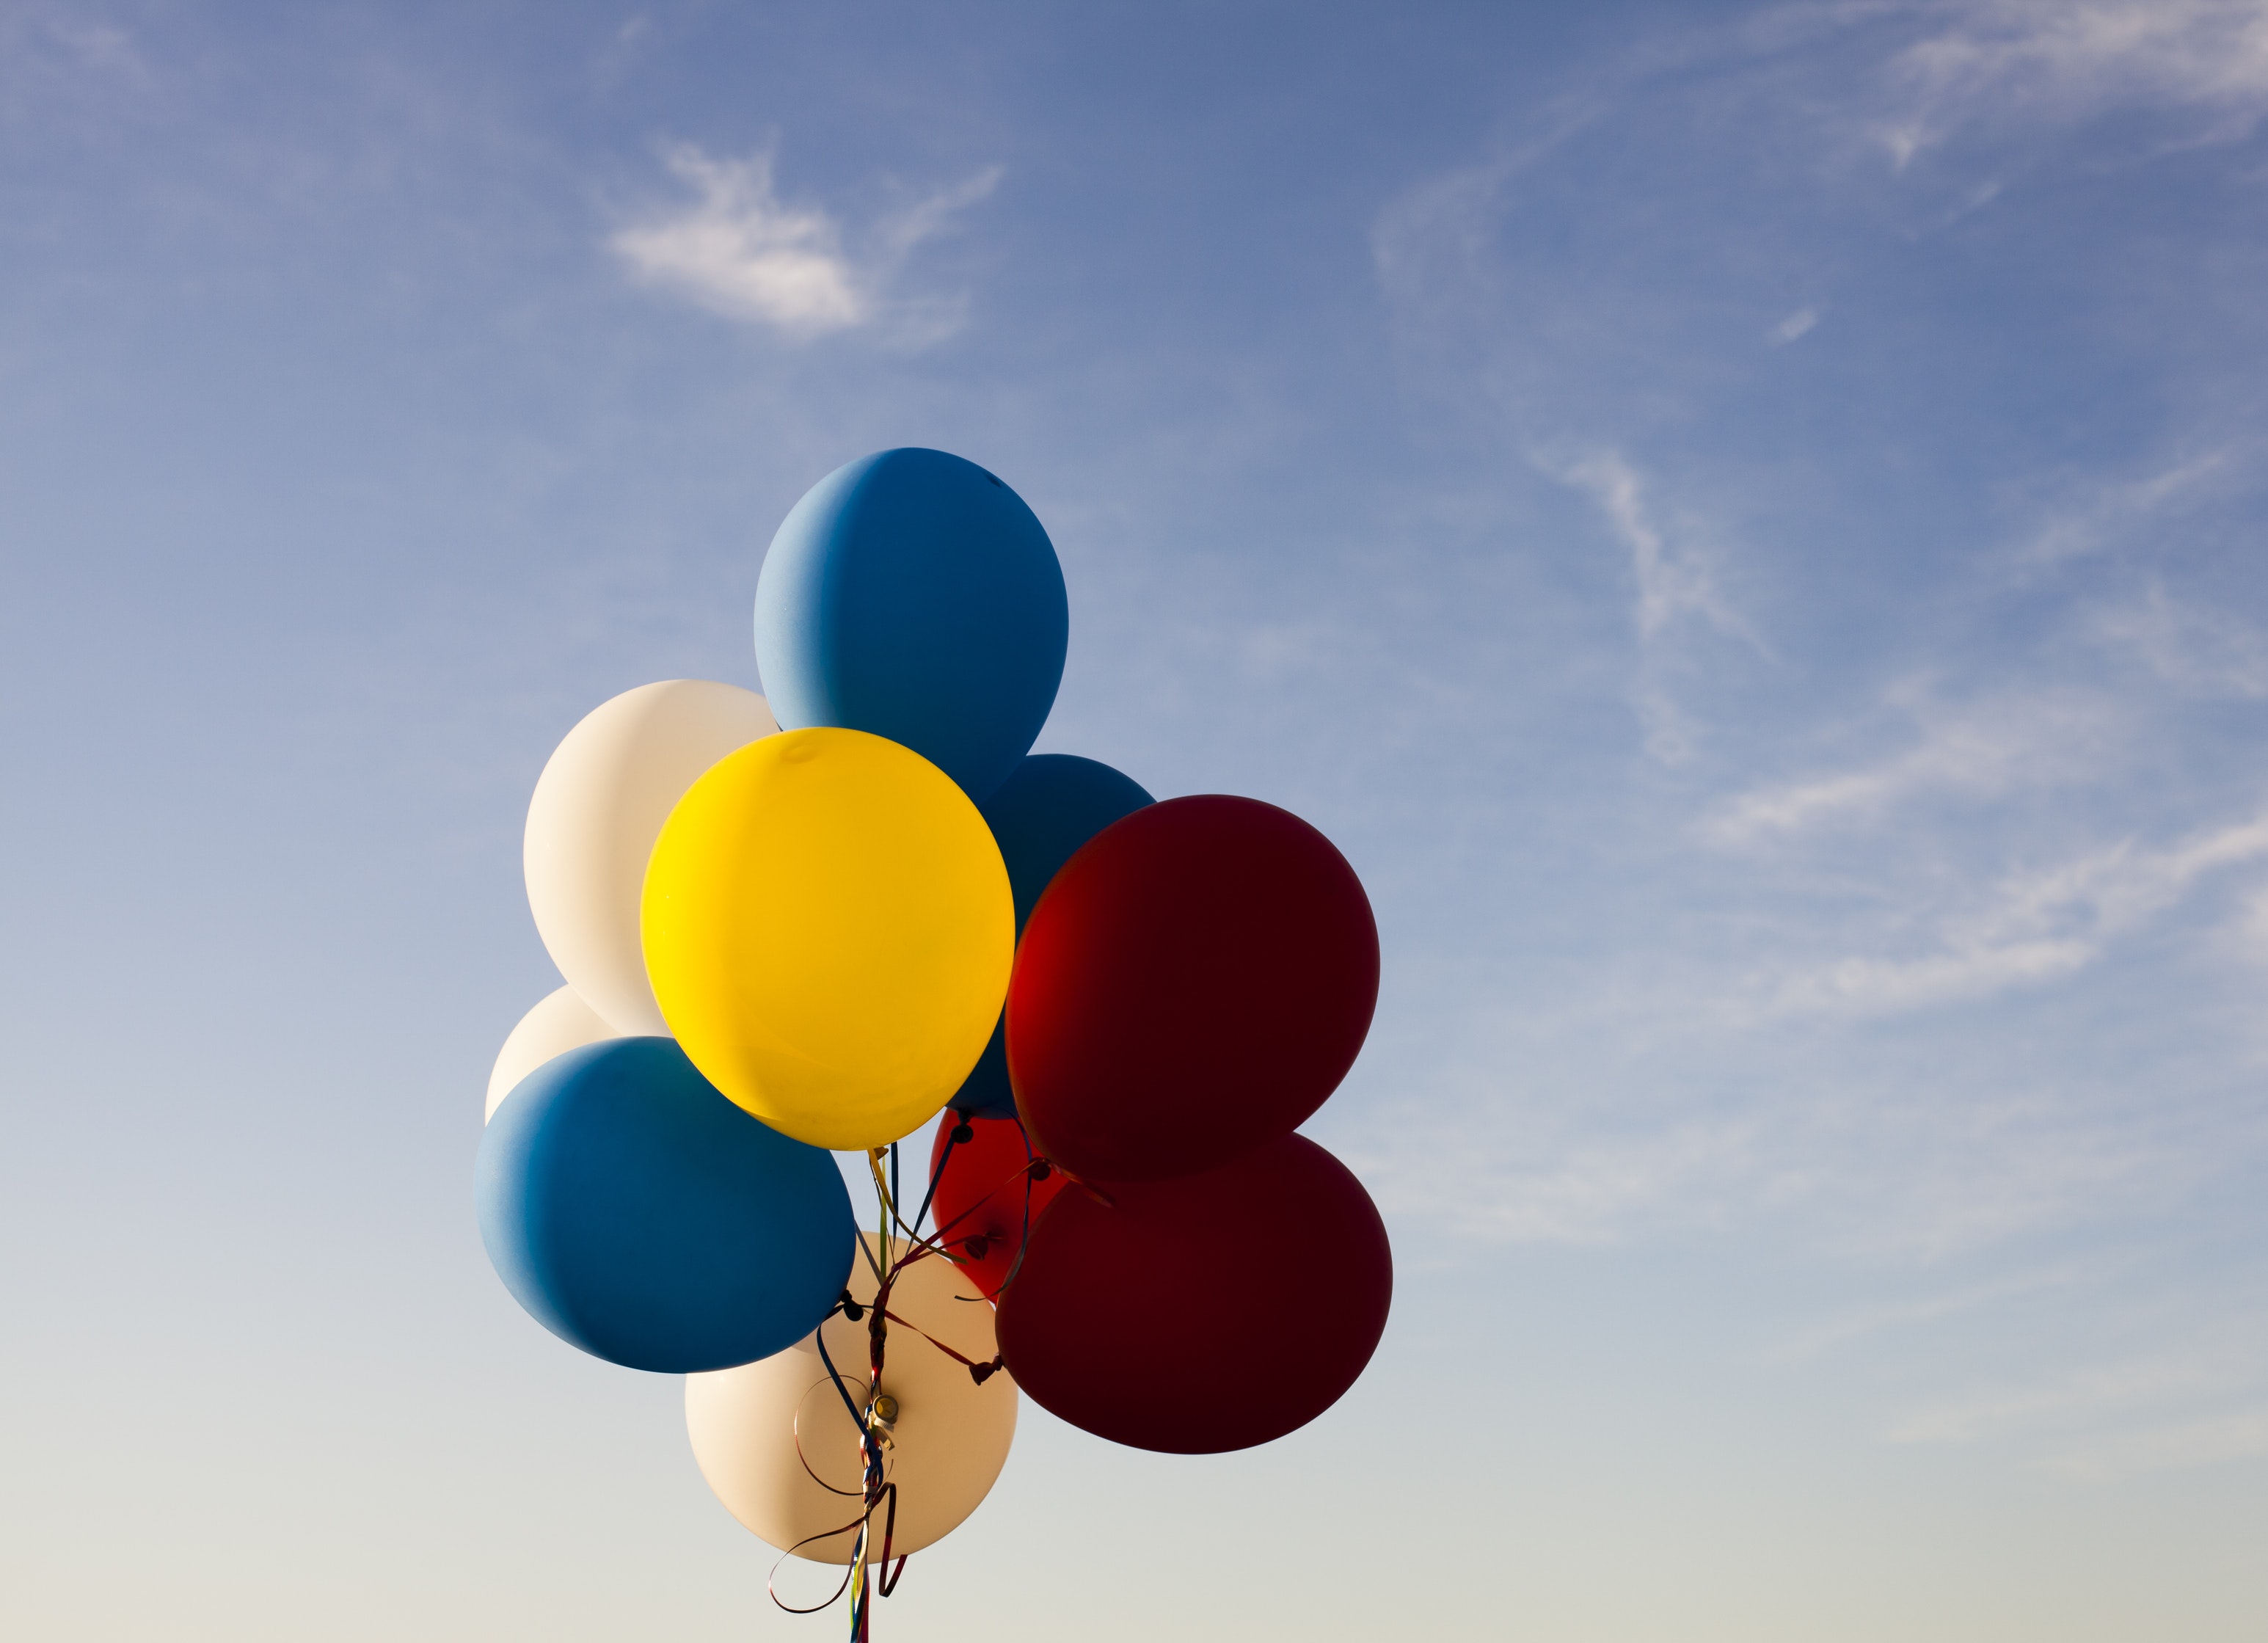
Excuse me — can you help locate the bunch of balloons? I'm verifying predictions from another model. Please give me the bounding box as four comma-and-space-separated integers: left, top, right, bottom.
475, 448, 1390, 1637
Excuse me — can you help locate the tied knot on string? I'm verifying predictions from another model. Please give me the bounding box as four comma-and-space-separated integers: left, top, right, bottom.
1028, 1159, 1052, 1182
969, 1355, 1005, 1387
838, 1289, 865, 1323
962, 1234, 989, 1261
949, 1117, 974, 1145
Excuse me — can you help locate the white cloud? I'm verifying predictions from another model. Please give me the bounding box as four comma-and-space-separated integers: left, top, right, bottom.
609, 145, 1000, 340
1873, 0, 2268, 164
1882, 1313, 2268, 1479
1547, 448, 1752, 641
1770, 306, 1820, 343
2091, 583, 2268, 699
1705, 688, 2122, 845
1776, 808, 2268, 1013
1534, 448, 1765, 763
2016, 445, 2246, 568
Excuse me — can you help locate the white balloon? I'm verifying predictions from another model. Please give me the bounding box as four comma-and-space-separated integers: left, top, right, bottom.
686, 1236, 1018, 1564
523, 680, 778, 1035
484, 986, 619, 1122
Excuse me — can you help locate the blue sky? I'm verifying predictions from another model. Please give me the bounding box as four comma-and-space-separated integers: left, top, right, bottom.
4, 2, 2267, 1637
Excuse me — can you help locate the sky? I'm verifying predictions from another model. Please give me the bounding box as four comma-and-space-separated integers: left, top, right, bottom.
3, 1, 2267, 1637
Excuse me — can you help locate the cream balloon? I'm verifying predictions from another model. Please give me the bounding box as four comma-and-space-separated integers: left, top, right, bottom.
524, 680, 779, 1034
483, 985, 619, 1122
686, 1236, 1017, 1564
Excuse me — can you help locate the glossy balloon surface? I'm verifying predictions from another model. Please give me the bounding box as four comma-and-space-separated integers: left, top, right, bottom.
925, 1114, 1066, 1300
754, 448, 1067, 803
994, 1134, 1390, 1454
949, 754, 1153, 1115
524, 680, 778, 1034
485, 985, 616, 1121
641, 727, 1014, 1151
686, 1236, 1016, 1564
1007, 795, 1379, 1180
476, 1038, 856, 1373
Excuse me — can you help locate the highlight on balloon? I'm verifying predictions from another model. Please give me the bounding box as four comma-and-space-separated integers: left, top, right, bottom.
472, 448, 1392, 1639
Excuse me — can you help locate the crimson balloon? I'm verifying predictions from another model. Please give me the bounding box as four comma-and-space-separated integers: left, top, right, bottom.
993, 1133, 1390, 1454
1007, 795, 1378, 1181
926, 1112, 1065, 1301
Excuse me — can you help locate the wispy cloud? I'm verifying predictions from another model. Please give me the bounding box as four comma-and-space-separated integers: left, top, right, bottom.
1884, 1311, 2268, 1479
2015, 445, 2248, 569
1705, 688, 2123, 845
609, 145, 1000, 341
1546, 448, 1752, 642
1770, 306, 1820, 343
1874, 0, 2268, 167
2090, 583, 2268, 699
1413, 1123, 1755, 1245
1777, 807, 2268, 1013
1534, 448, 1764, 762
1356, 0, 2268, 1310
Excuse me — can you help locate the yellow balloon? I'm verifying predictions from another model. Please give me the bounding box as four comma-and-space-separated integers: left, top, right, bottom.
641, 727, 1013, 1150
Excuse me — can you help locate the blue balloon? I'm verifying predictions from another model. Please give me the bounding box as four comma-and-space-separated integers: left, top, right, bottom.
754, 448, 1069, 801
950, 754, 1154, 1115
477, 1038, 856, 1373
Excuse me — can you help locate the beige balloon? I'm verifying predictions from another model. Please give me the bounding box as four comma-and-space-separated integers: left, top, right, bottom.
483, 986, 619, 1122
523, 680, 779, 1035
686, 1236, 1018, 1564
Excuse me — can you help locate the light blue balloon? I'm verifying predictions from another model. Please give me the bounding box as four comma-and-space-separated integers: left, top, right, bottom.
754, 448, 1069, 801
949, 754, 1154, 1115
477, 1038, 856, 1373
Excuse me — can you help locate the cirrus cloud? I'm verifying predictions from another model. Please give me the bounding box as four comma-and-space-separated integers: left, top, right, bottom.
609, 145, 1002, 343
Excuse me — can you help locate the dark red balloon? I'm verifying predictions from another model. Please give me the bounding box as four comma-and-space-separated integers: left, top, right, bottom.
1007, 795, 1379, 1182
994, 1133, 1391, 1454
925, 1113, 1065, 1301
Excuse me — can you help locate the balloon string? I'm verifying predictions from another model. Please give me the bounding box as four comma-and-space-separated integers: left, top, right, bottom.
791, 1373, 864, 1498
820, 1299, 899, 1635
993, 1121, 1040, 1299
814, 1311, 870, 1433
765, 1513, 864, 1614
868, 1146, 967, 1264
773, 1136, 996, 1636
910, 1116, 960, 1238
864, 1160, 896, 1642
927, 1155, 1053, 1253
877, 1305, 1007, 1383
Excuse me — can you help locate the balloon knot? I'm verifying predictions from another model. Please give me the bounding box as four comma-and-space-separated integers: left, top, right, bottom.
949, 1119, 974, 1145
839, 1289, 864, 1323
963, 1235, 990, 1260
970, 1355, 1004, 1386
1029, 1159, 1053, 1181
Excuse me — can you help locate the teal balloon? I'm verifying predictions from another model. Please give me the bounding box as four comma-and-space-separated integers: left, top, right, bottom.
477, 1038, 856, 1373
754, 448, 1068, 801
950, 754, 1153, 1115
